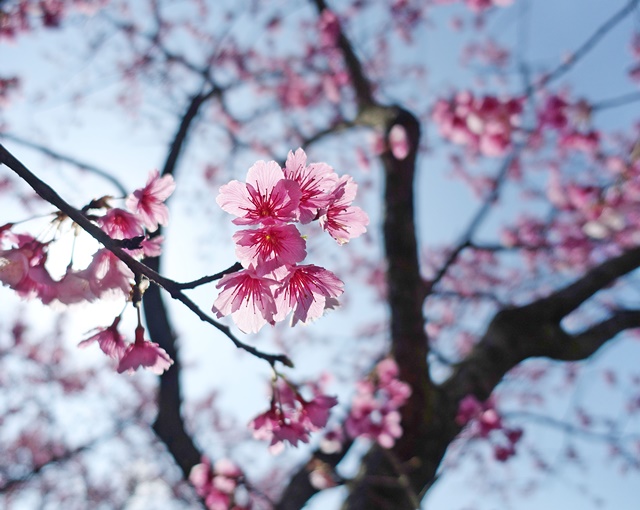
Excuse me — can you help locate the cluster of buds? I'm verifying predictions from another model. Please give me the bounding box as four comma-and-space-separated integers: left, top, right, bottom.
213, 148, 368, 333
0, 170, 174, 306
189, 458, 251, 510
344, 358, 412, 448
456, 395, 523, 462
431, 92, 522, 156
249, 377, 338, 454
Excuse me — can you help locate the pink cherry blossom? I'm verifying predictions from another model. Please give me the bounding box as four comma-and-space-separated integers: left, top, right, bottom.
249, 378, 337, 453
217, 160, 301, 226
273, 264, 344, 325
78, 316, 127, 359
320, 176, 369, 244
233, 224, 306, 275
55, 268, 96, 305
117, 325, 173, 375
0, 247, 30, 287
283, 148, 338, 224
98, 207, 144, 240
212, 268, 277, 333
301, 394, 338, 429
345, 358, 411, 448
83, 248, 134, 297
189, 457, 249, 510
126, 169, 176, 231
249, 404, 310, 454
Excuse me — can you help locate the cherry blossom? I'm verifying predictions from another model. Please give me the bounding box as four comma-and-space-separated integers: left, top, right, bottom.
189, 457, 251, 510
233, 224, 306, 275
344, 358, 411, 449
249, 378, 337, 453
217, 160, 301, 226
455, 395, 523, 462
211, 269, 278, 333
126, 169, 176, 231
98, 207, 144, 240
117, 325, 173, 375
283, 148, 338, 224
432, 92, 522, 156
320, 176, 369, 244
78, 316, 127, 360
273, 264, 344, 326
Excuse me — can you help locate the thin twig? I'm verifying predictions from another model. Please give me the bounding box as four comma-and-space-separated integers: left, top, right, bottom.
536, 0, 640, 90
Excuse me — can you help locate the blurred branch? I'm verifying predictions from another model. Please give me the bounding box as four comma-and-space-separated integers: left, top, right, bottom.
537, 0, 640, 89
592, 90, 640, 111
553, 309, 640, 361
426, 148, 520, 294
0, 132, 127, 196
443, 247, 640, 404
311, 0, 374, 110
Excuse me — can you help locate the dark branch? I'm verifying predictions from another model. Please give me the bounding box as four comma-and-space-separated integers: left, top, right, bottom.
311, 0, 374, 110
0, 143, 292, 367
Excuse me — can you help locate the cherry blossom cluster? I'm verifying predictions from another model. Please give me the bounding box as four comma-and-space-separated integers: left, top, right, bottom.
249, 376, 338, 454
189, 457, 252, 510
456, 395, 523, 462
537, 94, 599, 155
0, 169, 176, 374
213, 148, 369, 333
344, 358, 412, 448
0, 169, 174, 305
431, 92, 522, 156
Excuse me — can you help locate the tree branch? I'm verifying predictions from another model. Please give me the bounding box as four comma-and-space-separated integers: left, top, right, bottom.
0, 143, 292, 368
538, 0, 639, 89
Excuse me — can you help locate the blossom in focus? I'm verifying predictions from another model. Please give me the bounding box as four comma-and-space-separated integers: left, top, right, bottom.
211, 269, 277, 333
283, 148, 338, 223
217, 160, 301, 226
320, 176, 369, 244
273, 264, 344, 325
233, 224, 306, 275
126, 169, 176, 231
117, 325, 173, 375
